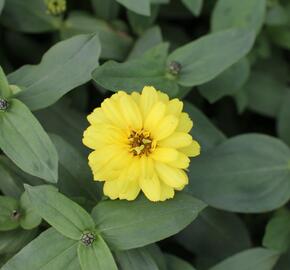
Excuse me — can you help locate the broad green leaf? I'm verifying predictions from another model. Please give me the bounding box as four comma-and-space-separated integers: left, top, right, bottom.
184, 102, 226, 152
2, 228, 80, 270
0, 0, 4, 15
176, 208, 251, 269
116, 0, 151, 16
127, 26, 163, 60
92, 192, 206, 250
8, 34, 101, 111
91, 0, 120, 20
50, 134, 101, 202
199, 58, 250, 103
0, 196, 19, 231
115, 247, 159, 270
0, 66, 11, 98
211, 0, 266, 34
93, 43, 179, 96
25, 185, 95, 240
0, 99, 58, 183
0, 156, 44, 190
0, 161, 23, 198
168, 29, 255, 87
61, 12, 132, 60
145, 245, 167, 270
245, 71, 288, 117
78, 235, 118, 270
263, 209, 290, 253
274, 252, 290, 270
0, 0, 61, 33
181, 0, 203, 16
277, 92, 290, 146
166, 254, 196, 270
266, 4, 288, 26
268, 26, 290, 50
127, 6, 159, 35
35, 99, 87, 154
0, 229, 37, 255
188, 134, 290, 213
209, 248, 280, 270
19, 191, 42, 230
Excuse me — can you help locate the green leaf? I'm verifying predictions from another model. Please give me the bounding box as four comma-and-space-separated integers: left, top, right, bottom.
266, 4, 288, 26
116, 0, 151, 16
263, 209, 290, 253
0, 0, 4, 15
165, 254, 196, 270
127, 5, 159, 35
168, 28, 255, 87
274, 252, 290, 270
181, 0, 203, 16
25, 185, 95, 240
2, 228, 80, 270
209, 248, 280, 270
8, 34, 101, 111
50, 134, 101, 202
0, 229, 37, 255
78, 235, 118, 270
188, 134, 290, 213
92, 192, 206, 250
127, 26, 163, 60
0, 196, 20, 231
199, 58, 250, 103
211, 0, 266, 34
0, 99, 58, 183
176, 208, 251, 269
145, 245, 167, 270
93, 43, 179, 96
0, 160, 24, 199
277, 92, 290, 146
0, 0, 61, 33
19, 191, 42, 230
184, 102, 226, 152
115, 247, 159, 270
244, 71, 288, 118
0, 66, 11, 99
91, 0, 120, 20
61, 12, 132, 61
35, 99, 87, 154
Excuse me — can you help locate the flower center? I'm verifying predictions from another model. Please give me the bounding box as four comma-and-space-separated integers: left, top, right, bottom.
128, 130, 153, 156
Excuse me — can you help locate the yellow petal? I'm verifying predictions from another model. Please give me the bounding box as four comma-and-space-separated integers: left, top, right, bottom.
139, 157, 160, 201
151, 147, 179, 163
144, 101, 166, 131
168, 152, 190, 169
87, 108, 107, 125
119, 180, 141, 200
119, 94, 143, 130
166, 98, 183, 116
176, 112, 193, 133
157, 91, 169, 103
103, 179, 123, 199
180, 140, 201, 157
159, 181, 174, 201
152, 115, 178, 141
140, 86, 159, 117
158, 132, 193, 148
83, 126, 106, 150
101, 98, 127, 129
155, 162, 188, 188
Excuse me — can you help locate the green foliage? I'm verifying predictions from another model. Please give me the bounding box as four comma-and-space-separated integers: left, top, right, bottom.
1, 0, 290, 268
92, 193, 206, 250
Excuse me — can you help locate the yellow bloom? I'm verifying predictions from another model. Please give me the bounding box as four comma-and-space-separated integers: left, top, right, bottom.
83, 86, 200, 202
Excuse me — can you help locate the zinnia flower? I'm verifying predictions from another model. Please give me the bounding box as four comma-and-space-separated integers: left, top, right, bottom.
83, 86, 200, 202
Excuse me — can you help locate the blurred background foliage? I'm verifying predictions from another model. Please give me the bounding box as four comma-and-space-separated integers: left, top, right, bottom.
1, 0, 290, 269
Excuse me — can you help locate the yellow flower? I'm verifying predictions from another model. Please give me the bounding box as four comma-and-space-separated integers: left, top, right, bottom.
83, 86, 200, 202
